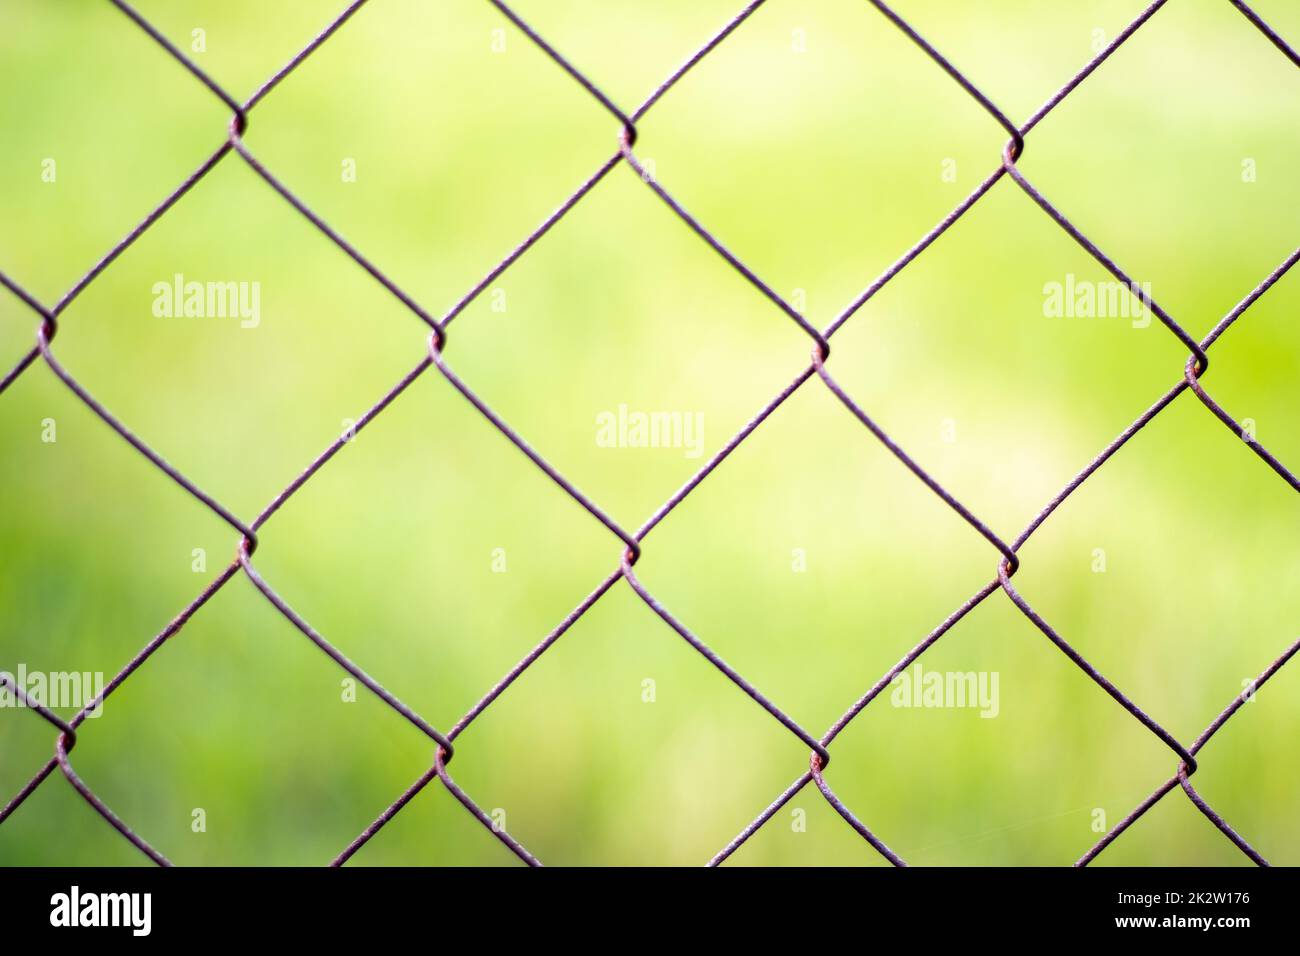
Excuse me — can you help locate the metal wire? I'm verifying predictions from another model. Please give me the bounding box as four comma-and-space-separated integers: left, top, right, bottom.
2, 0, 1297, 868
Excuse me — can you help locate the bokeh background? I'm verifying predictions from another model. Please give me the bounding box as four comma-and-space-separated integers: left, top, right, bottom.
1, 0, 1298, 866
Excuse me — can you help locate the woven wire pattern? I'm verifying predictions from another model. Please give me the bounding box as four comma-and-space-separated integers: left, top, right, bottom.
2, 0, 1298, 867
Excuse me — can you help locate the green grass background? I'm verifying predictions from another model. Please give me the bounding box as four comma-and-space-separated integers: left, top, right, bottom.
1, 0, 1298, 866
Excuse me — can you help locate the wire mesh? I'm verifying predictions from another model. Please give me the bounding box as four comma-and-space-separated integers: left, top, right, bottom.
2, 0, 1298, 867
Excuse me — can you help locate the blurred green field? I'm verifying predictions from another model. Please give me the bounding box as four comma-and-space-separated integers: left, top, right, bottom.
1, 0, 1298, 866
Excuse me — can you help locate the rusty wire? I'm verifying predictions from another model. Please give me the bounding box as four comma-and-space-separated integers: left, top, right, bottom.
2, 0, 1298, 867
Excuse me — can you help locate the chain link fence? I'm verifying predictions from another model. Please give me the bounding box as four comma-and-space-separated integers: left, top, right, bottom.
2, 0, 1298, 866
